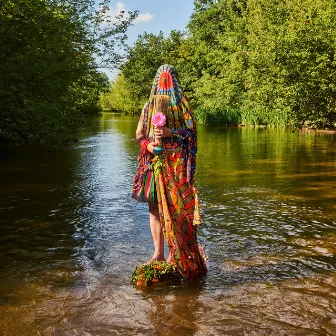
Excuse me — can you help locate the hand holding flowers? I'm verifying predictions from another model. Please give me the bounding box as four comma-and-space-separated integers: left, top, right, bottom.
152, 112, 166, 147
146, 112, 173, 154
154, 126, 172, 138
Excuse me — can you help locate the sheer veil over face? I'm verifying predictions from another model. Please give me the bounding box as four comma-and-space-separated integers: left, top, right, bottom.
145, 64, 196, 139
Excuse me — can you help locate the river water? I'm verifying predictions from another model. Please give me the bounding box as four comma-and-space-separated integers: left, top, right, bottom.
0, 113, 336, 335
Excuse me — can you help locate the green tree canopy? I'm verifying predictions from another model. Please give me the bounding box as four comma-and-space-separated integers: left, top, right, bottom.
106, 0, 336, 128
0, 0, 136, 144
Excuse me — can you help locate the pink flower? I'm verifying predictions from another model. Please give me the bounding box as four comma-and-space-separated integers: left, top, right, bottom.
152, 113, 166, 127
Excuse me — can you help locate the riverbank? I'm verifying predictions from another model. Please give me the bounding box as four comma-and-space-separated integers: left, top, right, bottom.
299, 127, 336, 135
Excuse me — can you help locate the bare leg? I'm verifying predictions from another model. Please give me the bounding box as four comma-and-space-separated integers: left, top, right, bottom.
147, 202, 165, 262
166, 252, 172, 263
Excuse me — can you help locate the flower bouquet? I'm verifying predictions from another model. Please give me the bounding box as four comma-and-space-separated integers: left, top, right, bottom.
151, 112, 166, 155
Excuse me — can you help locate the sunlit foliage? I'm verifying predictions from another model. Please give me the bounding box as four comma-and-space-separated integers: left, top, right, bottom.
0, 0, 136, 144
105, 0, 336, 128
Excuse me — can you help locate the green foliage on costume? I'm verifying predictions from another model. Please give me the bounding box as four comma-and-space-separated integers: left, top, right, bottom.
150, 156, 165, 176
0, 0, 136, 144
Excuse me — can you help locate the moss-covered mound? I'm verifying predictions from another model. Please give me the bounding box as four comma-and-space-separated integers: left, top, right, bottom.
131, 261, 183, 287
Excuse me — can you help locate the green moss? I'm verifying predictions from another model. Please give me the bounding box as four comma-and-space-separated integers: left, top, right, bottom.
131, 261, 182, 287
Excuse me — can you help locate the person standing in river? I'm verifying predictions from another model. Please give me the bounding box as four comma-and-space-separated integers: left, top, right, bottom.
132, 64, 207, 279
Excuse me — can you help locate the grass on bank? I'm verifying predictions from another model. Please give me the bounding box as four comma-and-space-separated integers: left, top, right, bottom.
195, 106, 293, 127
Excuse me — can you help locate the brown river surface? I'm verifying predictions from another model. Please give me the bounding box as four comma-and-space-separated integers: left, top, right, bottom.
0, 113, 336, 335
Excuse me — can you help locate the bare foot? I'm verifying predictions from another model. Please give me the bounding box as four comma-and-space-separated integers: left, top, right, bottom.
145, 254, 165, 264
166, 256, 174, 264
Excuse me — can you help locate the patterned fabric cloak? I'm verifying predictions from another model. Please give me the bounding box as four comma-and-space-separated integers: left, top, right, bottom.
132, 64, 207, 279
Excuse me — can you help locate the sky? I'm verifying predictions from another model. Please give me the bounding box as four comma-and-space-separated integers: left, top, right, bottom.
100, 0, 195, 79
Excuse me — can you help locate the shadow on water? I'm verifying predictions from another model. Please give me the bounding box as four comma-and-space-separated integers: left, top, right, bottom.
0, 113, 335, 335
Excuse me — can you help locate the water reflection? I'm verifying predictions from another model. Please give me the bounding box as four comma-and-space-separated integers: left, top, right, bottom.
144, 285, 205, 336
0, 113, 335, 335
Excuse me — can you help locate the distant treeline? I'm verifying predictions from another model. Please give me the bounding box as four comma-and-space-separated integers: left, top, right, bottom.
0, 0, 135, 144
102, 0, 336, 128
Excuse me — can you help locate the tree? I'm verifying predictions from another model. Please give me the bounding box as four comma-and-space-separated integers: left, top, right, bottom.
108, 0, 336, 128
0, 0, 136, 144
101, 73, 141, 113
121, 31, 185, 105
